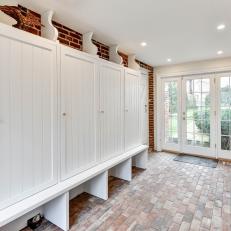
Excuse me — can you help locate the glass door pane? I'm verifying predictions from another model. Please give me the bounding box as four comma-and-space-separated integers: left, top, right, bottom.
162, 78, 181, 151
182, 76, 215, 157
218, 75, 231, 159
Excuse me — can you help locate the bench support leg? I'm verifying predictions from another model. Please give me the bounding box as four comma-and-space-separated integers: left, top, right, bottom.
43, 192, 69, 231
132, 150, 148, 169
84, 171, 108, 200
110, 158, 132, 181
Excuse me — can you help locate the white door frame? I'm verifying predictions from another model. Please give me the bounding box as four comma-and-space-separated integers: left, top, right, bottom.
215, 72, 231, 159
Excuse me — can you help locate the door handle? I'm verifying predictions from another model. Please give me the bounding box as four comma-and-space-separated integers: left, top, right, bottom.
145, 105, 148, 112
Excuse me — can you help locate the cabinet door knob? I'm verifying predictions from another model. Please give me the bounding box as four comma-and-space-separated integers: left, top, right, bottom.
62, 113, 67, 116
100, 110, 104, 114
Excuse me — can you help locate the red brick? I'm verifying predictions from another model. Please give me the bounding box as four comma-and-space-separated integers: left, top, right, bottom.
57, 27, 69, 35
70, 42, 81, 49
70, 32, 82, 39
59, 38, 70, 45
52, 21, 63, 28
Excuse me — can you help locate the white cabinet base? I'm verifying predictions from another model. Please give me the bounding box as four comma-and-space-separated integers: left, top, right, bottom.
43, 193, 69, 231
132, 150, 148, 169
84, 171, 108, 200
109, 158, 132, 181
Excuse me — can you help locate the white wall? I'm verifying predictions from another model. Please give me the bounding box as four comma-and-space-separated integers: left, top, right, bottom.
155, 57, 231, 77
155, 57, 231, 151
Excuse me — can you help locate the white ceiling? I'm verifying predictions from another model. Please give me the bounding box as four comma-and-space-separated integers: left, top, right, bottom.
17, 0, 231, 66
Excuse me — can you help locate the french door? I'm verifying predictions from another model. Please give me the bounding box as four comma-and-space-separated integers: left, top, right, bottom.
162, 73, 231, 159
181, 76, 216, 157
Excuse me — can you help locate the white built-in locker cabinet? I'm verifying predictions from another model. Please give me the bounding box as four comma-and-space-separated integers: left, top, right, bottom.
0, 24, 58, 210
99, 61, 124, 161
0, 23, 148, 215
60, 46, 99, 180
140, 71, 149, 145
124, 69, 141, 151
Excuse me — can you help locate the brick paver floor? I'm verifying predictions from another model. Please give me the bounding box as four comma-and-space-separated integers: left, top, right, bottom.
23, 152, 231, 231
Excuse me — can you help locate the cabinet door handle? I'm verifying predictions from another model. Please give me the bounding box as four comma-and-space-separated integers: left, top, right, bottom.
62, 112, 67, 116
100, 110, 104, 114
145, 105, 148, 112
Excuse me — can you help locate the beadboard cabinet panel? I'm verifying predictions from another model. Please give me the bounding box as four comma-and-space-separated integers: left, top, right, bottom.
140, 72, 149, 145
60, 46, 99, 180
0, 24, 148, 218
0, 32, 58, 210
99, 62, 124, 161
125, 69, 141, 151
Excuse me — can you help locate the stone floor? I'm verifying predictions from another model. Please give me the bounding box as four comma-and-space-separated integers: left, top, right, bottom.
23, 152, 231, 231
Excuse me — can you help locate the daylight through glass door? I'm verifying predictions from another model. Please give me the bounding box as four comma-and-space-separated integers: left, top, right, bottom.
162, 78, 181, 151
185, 78, 210, 147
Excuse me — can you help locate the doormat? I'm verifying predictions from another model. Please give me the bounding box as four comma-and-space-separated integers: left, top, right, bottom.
174, 154, 218, 168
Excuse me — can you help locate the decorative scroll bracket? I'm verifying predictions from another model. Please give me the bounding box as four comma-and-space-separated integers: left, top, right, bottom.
0, 0, 17, 26
109, 45, 123, 65
82, 32, 98, 56
0, 10, 17, 26
41, 10, 58, 42
128, 54, 140, 71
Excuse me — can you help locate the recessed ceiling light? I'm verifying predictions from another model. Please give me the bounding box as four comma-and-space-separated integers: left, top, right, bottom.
217, 50, 224, 55
167, 58, 172, 62
141, 42, 147, 47
217, 24, 226, 30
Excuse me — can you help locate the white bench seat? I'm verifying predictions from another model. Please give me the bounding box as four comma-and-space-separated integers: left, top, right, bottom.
0, 145, 148, 229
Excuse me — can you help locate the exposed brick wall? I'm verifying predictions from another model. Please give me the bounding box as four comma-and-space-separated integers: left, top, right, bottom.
52, 21, 83, 50
11, 4, 155, 151
14, 5, 41, 36
48, 23, 110, 60
92, 40, 109, 60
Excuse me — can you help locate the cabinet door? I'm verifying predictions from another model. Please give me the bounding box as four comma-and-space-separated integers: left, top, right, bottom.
61, 46, 99, 180
0, 28, 58, 209
125, 70, 141, 151
140, 72, 149, 144
99, 63, 124, 161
